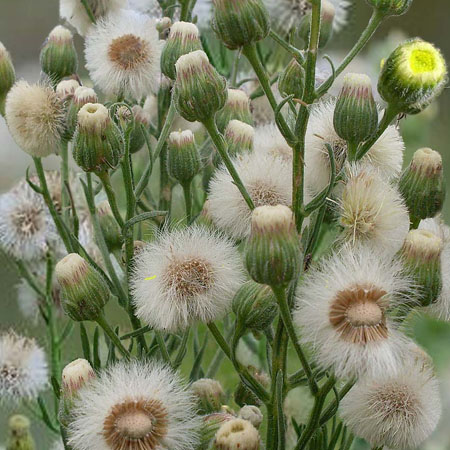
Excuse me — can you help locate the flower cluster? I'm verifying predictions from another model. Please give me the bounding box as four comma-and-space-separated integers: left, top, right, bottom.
0, 0, 448, 449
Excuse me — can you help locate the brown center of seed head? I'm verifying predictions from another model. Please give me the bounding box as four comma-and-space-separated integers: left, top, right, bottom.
329, 284, 389, 344
166, 258, 213, 298
250, 183, 284, 208
372, 383, 419, 420
108, 34, 149, 70
103, 399, 168, 450
12, 205, 45, 238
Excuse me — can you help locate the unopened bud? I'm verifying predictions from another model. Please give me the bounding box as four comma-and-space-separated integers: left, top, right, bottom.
278, 58, 305, 99
157, 17, 172, 36
212, 0, 270, 50
214, 418, 260, 450
222, 120, 254, 161
121, 240, 146, 264
201, 412, 235, 447
161, 22, 203, 80
234, 367, 269, 407
246, 205, 301, 287
232, 280, 277, 332
55, 253, 110, 321
366, 0, 413, 16
399, 148, 445, 220
192, 378, 226, 414
7, 415, 35, 450
378, 38, 448, 115
40, 25, 78, 83
216, 89, 253, 133
0, 42, 15, 116
238, 405, 263, 429
73, 103, 123, 173
167, 129, 201, 185
97, 201, 122, 252
174, 50, 227, 123
56, 79, 81, 100
400, 229, 443, 306
298, 0, 335, 48
62, 358, 95, 399
127, 105, 152, 154
333, 73, 378, 156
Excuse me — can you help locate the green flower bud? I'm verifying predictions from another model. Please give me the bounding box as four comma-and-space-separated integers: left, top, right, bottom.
238, 405, 263, 429
65, 86, 98, 141
7, 415, 35, 450
365, 0, 413, 16
234, 367, 269, 407
129, 105, 152, 154
216, 89, 253, 133
232, 280, 278, 332
55, 253, 110, 322
174, 50, 227, 123
399, 148, 446, 220
212, 0, 270, 50
246, 205, 301, 287
278, 58, 305, 100
161, 22, 203, 80
167, 129, 201, 185
97, 201, 122, 252
223, 120, 254, 157
0, 42, 15, 116
214, 418, 260, 450
121, 239, 146, 264
40, 26, 78, 83
333, 73, 378, 154
298, 0, 335, 49
192, 378, 226, 414
201, 412, 235, 449
73, 103, 123, 173
59, 358, 95, 426
400, 229, 443, 306
378, 38, 448, 114
56, 79, 81, 101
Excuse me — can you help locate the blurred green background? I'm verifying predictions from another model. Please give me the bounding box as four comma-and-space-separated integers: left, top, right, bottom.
0, 0, 449, 448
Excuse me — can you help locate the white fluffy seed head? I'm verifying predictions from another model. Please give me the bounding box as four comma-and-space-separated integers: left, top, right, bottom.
62, 359, 95, 398
254, 122, 292, 163
68, 360, 201, 450
0, 182, 58, 261
0, 331, 48, 402
305, 100, 404, 195
60, 0, 125, 36
5, 81, 65, 156
338, 165, 410, 256
85, 9, 163, 99
214, 418, 260, 450
294, 244, 414, 378
420, 218, 450, 320
340, 360, 441, 449
208, 152, 292, 239
131, 226, 245, 332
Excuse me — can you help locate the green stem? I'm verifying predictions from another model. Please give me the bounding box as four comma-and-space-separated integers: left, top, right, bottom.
269, 30, 305, 64
292, 0, 321, 233
203, 117, 255, 210
60, 140, 70, 225
154, 330, 172, 366
135, 101, 177, 200
357, 104, 399, 160
242, 43, 293, 141
272, 286, 318, 395
319, 379, 355, 426
33, 157, 73, 252
15, 260, 46, 298
97, 171, 125, 228
230, 51, 241, 87
96, 313, 131, 359
207, 322, 270, 404
410, 215, 421, 230
80, 0, 96, 23
182, 181, 193, 224
316, 10, 385, 97
294, 375, 336, 450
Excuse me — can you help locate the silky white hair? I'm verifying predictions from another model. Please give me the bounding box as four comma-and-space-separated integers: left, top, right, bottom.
294, 244, 414, 378
68, 360, 201, 450
131, 225, 244, 332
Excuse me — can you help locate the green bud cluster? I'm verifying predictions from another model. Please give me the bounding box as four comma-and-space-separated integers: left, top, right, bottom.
399, 148, 445, 220
246, 205, 301, 287
40, 25, 78, 83
73, 103, 123, 173
174, 50, 227, 123
366, 0, 413, 16
55, 253, 110, 322
192, 378, 226, 414
212, 0, 270, 49
278, 58, 305, 100
167, 129, 201, 185
161, 21, 203, 80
